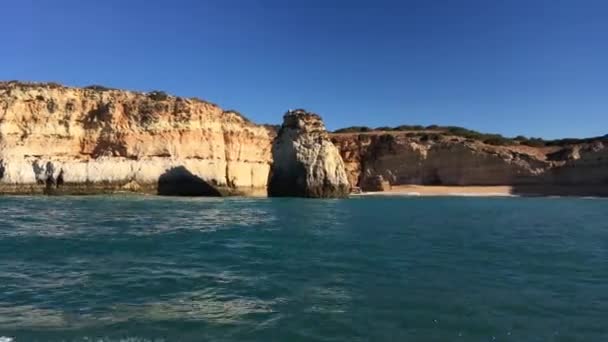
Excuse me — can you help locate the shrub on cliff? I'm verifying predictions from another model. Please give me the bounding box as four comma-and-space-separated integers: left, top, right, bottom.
394, 125, 425, 131
372, 125, 426, 132
520, 138, 546, 147
46, 82, 62, 89
85, 85, 115, 91
442, 126, 518, 145
334, 123, 607, 148
147, 90, 169, 101
334, 126, 373, 133
444, 126, 483, 139
483, 135, 512, 146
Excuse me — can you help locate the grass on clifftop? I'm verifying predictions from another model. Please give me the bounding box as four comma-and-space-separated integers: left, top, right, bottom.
333, 125, 608, 147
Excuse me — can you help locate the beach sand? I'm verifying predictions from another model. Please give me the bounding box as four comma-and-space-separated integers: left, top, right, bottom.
355, 184, 608, 197
359, 185, 514, 197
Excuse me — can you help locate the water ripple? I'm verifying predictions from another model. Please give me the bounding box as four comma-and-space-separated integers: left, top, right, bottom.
1, 196, 607, 341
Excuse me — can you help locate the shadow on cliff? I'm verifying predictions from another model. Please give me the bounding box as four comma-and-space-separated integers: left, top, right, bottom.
267, 137, 310, 197
157, 166, 221, 196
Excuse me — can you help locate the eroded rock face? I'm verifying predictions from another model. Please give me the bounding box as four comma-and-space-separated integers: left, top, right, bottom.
269, 110, 350, 197
0, 82, 273, 195
2, 81, 606, 197
331, 132, 608, 192
544, 142, 608, 185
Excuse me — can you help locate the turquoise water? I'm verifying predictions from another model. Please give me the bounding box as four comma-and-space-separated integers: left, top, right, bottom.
0, 196, 607, 342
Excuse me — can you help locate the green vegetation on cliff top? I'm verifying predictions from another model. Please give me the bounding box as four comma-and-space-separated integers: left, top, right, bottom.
2, 81, 605, 148
333, 125, 608, 147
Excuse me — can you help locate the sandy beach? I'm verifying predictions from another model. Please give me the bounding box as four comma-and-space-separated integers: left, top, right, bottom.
358, 185, 514, 197
356, 185, 608, 197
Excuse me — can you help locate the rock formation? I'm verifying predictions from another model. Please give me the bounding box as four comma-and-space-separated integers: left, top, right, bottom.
268, 110, 350, 197
1, 81, 606, 197
331, 132, 608, 196
0, 82, 273, 195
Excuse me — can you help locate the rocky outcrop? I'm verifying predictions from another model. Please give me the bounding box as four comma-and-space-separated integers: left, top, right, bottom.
543, 142, 608, 185
0, 82, 273, 195
361, 175, 391, 192
268, 110, 350, 197
2, 81, 606, 197
331, 132, 608, 194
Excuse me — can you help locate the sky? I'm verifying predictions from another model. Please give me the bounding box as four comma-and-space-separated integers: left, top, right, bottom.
2, 0, 607, 138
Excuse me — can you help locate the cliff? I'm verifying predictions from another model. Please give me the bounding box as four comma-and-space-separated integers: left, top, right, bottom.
331, 131, 608, 196
268, 110, 350, 198
2, 81, 606, 197
0, 82, 274, 195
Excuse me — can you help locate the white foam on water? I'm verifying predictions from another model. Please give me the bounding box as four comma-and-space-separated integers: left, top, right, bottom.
355, 191, 519, 197
354, 191, 421, 196
73, 338, 165, 342
89, 339, 165, 342
0, 336, 166, 342
0, 337, 166, 342
446, 192, 517, 197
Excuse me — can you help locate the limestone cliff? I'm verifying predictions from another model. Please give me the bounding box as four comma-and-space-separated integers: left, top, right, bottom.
0, 82, 274, 195
331, 132, 608, 195
2, 81, 606, 197
544, 142, 608, 185
268, 110, 350, 198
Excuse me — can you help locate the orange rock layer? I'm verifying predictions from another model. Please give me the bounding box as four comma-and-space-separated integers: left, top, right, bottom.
331, 132, 608, 196
0, 82, 273, 195
1, 81, 607, 196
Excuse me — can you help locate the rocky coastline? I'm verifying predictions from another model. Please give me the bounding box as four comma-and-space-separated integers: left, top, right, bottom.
1, 81, 606, 197
331, 131, 608, 196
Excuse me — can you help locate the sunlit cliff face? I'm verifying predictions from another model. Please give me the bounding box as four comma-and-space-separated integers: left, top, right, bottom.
331, 132, 608, 191
1, 82, 607, 196
0, 82, 273, 195
268, 110, 350, 198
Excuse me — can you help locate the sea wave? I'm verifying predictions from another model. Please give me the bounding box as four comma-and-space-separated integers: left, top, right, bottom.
0, 291, 283, 329
0, 197, 277, 238
1, 338, 167, 342
82, 339, 166, 342
0, 305, 67, 329
2, 196, 608, 340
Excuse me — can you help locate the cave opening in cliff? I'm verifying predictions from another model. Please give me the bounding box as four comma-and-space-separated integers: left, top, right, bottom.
157, 166, 222, 196
426, 169, 443, 185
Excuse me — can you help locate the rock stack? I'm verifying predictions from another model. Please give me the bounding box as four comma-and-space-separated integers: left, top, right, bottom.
268, 110, 350, 198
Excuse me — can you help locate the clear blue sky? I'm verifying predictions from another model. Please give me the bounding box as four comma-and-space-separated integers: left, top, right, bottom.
2, 0, 607, 138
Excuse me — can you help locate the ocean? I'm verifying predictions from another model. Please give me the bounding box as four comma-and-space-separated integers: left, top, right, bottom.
0, 195, 607, 341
